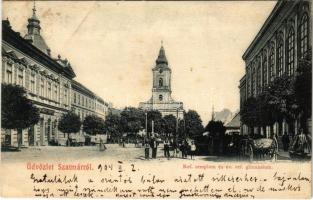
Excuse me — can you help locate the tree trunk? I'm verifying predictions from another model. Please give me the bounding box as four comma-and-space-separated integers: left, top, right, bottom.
67, 133, 71, 146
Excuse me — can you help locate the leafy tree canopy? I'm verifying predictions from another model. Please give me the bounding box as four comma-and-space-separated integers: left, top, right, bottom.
1, 83, 40, 129
120, 107, 145, 133
58, 111, 81, 134
184, 110, 204, 138
163, 114, 177, 136
83, 115, 106, 135
205, 120, 226, 138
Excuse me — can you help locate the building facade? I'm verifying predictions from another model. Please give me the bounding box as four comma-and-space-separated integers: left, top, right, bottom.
1, 6, 108, 147
239, 0, 311, 136
139, 45, 184, 119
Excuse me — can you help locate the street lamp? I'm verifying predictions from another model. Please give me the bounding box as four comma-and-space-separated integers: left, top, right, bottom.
145, 112, 148, 139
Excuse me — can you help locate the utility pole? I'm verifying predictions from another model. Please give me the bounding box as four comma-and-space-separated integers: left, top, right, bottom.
151, 120, 154, 138
145, 112, 148, 139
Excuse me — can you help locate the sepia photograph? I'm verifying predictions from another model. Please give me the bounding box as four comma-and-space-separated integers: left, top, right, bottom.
1, 0, 312, 198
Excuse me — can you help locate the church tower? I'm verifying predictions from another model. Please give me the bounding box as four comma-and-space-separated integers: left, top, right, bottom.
139, 44, 184, 119
24, 3, 51, 56
151, 45, 172, 103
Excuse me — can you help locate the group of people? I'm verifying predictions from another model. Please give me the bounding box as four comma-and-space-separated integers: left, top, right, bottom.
144, 137, 196, 160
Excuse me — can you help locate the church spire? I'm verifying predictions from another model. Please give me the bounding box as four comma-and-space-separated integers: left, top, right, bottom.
24, 1, 51, 55
156, 41, 168, 65
27, 0, 40, 34
211, 105, 215, 121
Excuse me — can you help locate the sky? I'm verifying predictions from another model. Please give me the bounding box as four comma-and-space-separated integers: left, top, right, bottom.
3, 1, 277, 125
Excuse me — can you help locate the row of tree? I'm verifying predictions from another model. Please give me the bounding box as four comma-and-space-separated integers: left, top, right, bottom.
1, 83, 207, 147
241, 56, 312, 135
1, 83, 107, 147
104, 108, 204, 142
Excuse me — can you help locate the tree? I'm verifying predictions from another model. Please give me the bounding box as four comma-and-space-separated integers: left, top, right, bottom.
1, 83, 40, 148
104, 113, 122, 143
120, 107, 145, 134
163, 115, 177, 137
205, 120, 226, 138
83, 115, 106, 136
58, 111, 81, 146
294, 57, 312, 133
205, 120, 226, 155
241, 97, 258, 128
184, 110, 204, 138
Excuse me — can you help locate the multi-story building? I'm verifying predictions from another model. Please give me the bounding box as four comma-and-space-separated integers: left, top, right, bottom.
1, 6, 108, 147
72, 80, 108, 121
239, 0, 311, 136
139, 45, 184, 119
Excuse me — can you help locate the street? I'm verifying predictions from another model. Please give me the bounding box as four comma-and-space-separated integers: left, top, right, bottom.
1, 144, 293, 163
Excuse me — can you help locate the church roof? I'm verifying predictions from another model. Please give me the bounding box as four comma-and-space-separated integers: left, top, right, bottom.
225, 112, 240, 128
24, 34, 50, 55
156, 45, 168, 65
24, 4, 51, 55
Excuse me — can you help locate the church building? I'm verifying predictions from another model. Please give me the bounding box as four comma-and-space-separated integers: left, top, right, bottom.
139, 45, 184, 119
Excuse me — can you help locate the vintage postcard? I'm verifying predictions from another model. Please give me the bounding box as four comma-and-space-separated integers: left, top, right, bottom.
1, 0, 312, 199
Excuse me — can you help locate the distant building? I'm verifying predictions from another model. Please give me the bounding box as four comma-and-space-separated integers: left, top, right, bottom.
239, 0, 311, 136
225, 112, 240, 135
139, 45, 184, 119
1, 6, 108, 147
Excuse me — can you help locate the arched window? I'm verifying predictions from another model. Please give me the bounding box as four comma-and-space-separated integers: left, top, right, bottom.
269, 45, 275, 82
262, 50, 268, 86
287, 28, 295, 75
159, 78, 163, 87
299, 13, 309, 58
256, 59, 261, 94
251, 66, 256, 97
276, 36, 284, 77
159, 94, 163, 101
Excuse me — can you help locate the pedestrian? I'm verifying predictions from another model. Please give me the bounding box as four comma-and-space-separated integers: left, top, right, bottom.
122, 138, 125, 148
190, 141, 196, 160
164, 138, 170, 159
150, 137, 158, 159
144, 139, 150, 160
181, 140, 188, 159
171, 139, 178, 157
282, 132, 290, 151
99, 139, 107, 151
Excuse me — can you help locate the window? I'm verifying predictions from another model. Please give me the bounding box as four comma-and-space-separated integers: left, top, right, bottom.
299, 13, 309, 58
54, 85, 58, 101
74, 93, 77, 104
287, 28, 295, 75
159, 94, 163, 101
276, 36, 283, 77
82, 96, 84, 106
18, 68, 23, 86
269, 45, 275, 81
251, 67, 255, 97
40, 79, 44, 97
262, 50, 268, 86
47, 82, 51, 99
78, 94, 80, 105
30, 73, 35, 93
6, 63, 12, 84
159, 78, 163, 87
257, 61, 261, 94
64, 89, 68, 104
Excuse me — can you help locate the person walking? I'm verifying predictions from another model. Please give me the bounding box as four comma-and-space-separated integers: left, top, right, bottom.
150, 137, 158, 159
144, 138, 150, 160
164, 138, 170, 159
282, 132, 290, 151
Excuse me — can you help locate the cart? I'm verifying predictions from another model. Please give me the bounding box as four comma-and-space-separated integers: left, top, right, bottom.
239, 137, 278, 161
